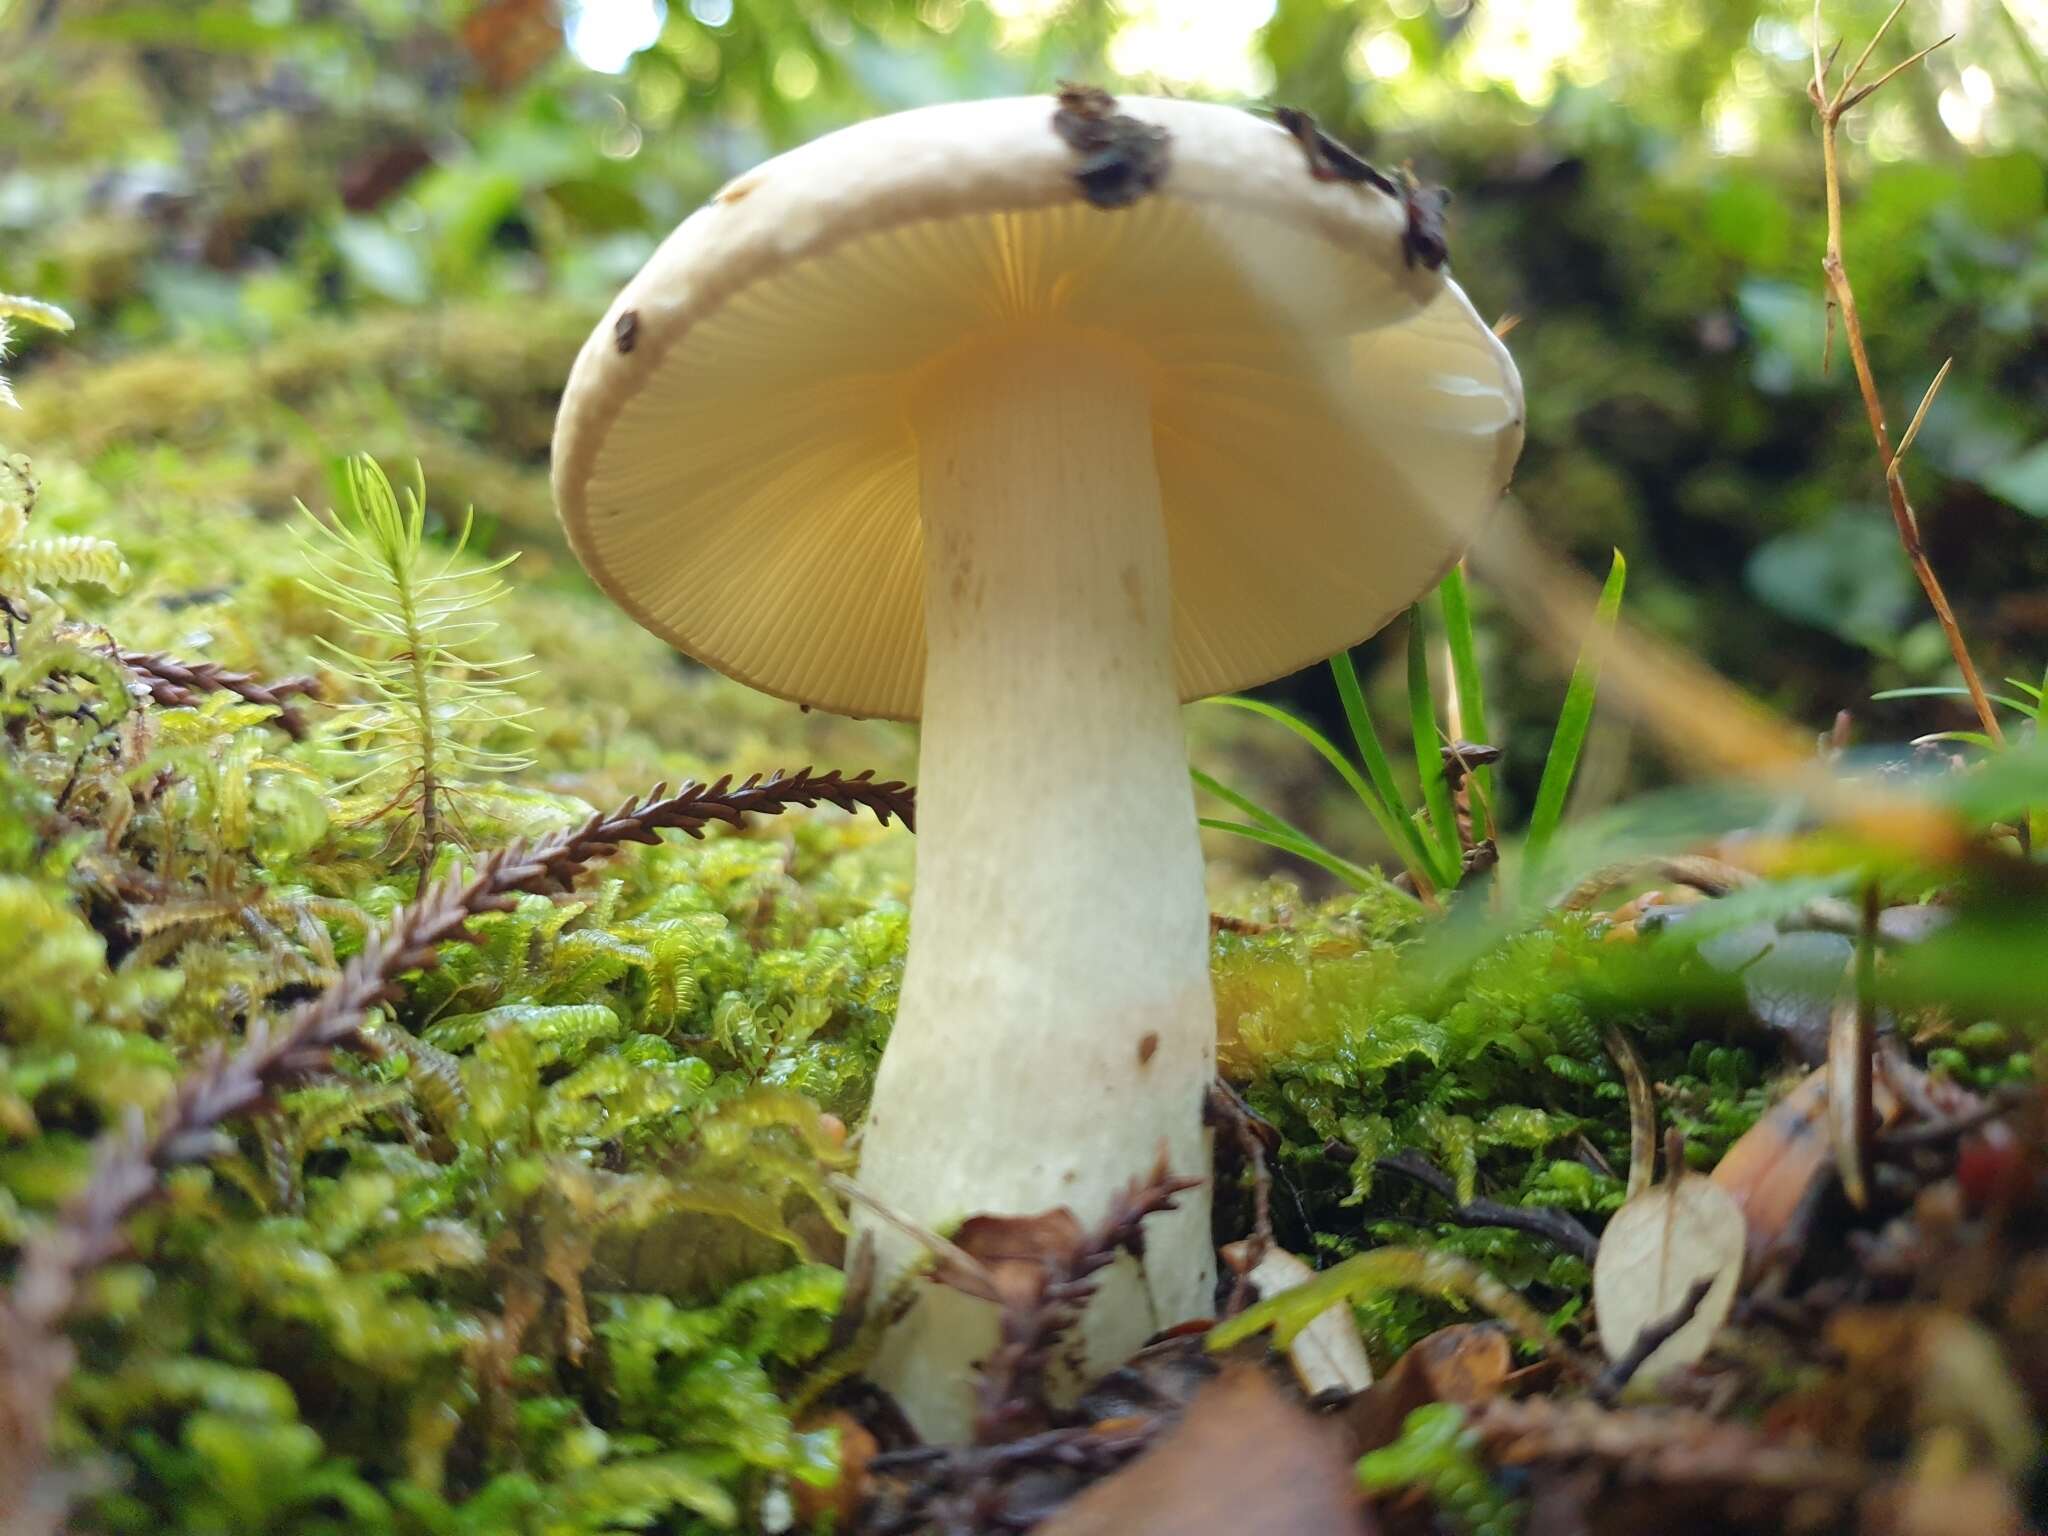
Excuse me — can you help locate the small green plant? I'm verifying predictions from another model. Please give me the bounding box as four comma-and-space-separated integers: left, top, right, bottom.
1, 298, 127, 610
1875, 669, 2045, 750
0, 293, 75, 411
296, 455, 533, 872
1196, 551, 1626, 901
1355, 1403, 1521, 1536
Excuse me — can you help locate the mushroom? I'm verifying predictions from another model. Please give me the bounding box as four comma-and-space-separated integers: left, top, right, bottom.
551, 94, 1523, 1439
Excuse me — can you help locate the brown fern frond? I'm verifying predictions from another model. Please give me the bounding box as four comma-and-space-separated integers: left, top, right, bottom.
0, 765, 913, 1534
117, 648, 320, 740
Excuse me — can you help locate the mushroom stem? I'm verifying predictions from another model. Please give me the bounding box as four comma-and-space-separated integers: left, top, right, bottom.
855, 329, 1217, 1440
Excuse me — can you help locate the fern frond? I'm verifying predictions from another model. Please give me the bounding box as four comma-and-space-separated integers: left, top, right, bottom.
0, 294, 74, 410
0, 535, 130, 594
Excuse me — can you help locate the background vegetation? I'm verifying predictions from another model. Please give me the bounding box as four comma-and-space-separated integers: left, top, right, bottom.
2, 0, 2044, 1532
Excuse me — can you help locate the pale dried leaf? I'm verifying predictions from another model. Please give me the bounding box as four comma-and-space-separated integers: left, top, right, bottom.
1593, 1172, 1744, 1384
1230, 1243, 1373, 1399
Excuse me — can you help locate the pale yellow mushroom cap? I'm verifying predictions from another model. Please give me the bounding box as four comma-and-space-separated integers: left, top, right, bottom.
552, 94, 1524, 722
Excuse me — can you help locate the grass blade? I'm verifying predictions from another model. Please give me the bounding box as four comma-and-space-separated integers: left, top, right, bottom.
1873, 685, 2033, 714
1204, 693, 1435, 892
1525, 549, 1627, 876
1438, 564, 1493, 811
1191, 767, 1314, 842
1327, 654, 1444, 891
1197, 818, 1393, 898
1407, 603, 1464, 886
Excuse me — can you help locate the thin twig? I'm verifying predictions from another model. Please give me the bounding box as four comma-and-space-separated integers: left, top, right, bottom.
1875, 1083, 2028, 1150
1809, 2, 1993, 742
1605, 1027, 1658, 1202
1593, 1276, 1715, 1401
1208, 1081, 1276, 1315
1890, 357, 1951, 470
0, 767, 913, 1535
1827, 882, 1880, 1209
1375, 1150, 1602, 1264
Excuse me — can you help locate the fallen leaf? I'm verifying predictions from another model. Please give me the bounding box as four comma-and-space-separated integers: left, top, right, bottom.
1712, 1065, 1905, 1281
1038, 1365, 1374, 1536
1225, 1242, 1374, 1400
1344, 1324, 1514, 1454
1593, 1169, 1744, 1385
950, 1208, 1090, 1310
1825, 1308, 2038, 1480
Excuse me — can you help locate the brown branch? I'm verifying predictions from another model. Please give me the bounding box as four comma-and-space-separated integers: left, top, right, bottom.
1593, 1276, 1715, 1401
1207, 1081, 1277, 1315
1375, 1149, 1602, 1264
0, 766, 913, 1533
117, 648, 320, 740
1808, 4, 1994, 742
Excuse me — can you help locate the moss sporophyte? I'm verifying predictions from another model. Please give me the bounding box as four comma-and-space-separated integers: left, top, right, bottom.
549, 92, 1523, 1438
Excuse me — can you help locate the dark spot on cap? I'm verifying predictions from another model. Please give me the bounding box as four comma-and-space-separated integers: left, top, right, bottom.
614, 309, 640, 353
1399, 172, 1451, 272
1052, 84, 1170, 211
1137, 1031, 1160, 1065
1272, 105, 1399, 197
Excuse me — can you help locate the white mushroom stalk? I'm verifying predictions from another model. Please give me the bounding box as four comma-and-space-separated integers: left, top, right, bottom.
855, 330, 1215, 1432
549, 93, 1525, 1447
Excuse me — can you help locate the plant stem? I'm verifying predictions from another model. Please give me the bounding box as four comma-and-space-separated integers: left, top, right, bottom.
1810, 8, 1999, 744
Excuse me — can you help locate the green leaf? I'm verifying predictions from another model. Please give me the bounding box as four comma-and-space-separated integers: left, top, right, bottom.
1192, 768, 1397, 898
1872, 685, 2037, 714
1983, 442, 2048, 518
1746, 508, 1915, 652
1199, 820, 1381, 895
1330, 652, 1447, 889
1525, 550, 1626, 877
1961, 151, 2047, 235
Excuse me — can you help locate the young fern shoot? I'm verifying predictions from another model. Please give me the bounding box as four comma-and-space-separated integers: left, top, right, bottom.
1, 300, 128, 615
297, 456, 533, 873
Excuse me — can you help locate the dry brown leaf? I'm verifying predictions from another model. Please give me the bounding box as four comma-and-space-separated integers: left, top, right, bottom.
1344, 1323, 1514, 1454
1593, 1169, 1744, 1385
1826, 1308, 2038, 1480
1712, 1065, 1906, 1281
459, 0, 562, 90
952, 1207, 1090, 1310
1038, 1365, 1374, 1536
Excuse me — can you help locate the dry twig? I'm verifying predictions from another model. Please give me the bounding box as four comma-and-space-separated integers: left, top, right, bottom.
1593, 1277, 1715, 1401
1375, 1149, 1602, 1264
1827, 881, 1881, 1208
1808, 0, 1997, 743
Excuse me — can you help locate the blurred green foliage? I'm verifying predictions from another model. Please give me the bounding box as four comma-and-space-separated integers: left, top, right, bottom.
4, 0, 2040, 843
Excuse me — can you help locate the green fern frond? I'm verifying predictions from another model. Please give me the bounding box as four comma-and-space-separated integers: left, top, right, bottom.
0, 293, 74, 410
0, 535, 130, 595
